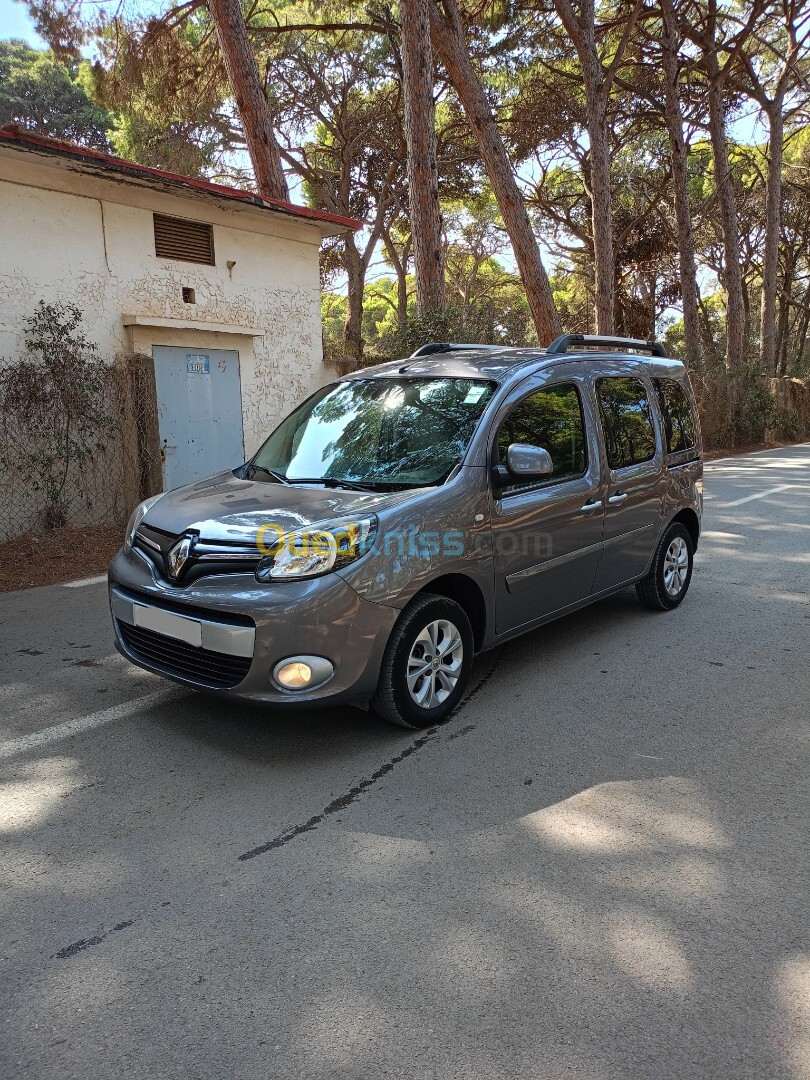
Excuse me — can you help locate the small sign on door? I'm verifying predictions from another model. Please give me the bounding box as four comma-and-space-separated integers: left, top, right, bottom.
186, 353, 210, 374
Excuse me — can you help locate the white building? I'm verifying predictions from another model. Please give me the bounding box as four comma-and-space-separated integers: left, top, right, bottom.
0, 126, 359, 532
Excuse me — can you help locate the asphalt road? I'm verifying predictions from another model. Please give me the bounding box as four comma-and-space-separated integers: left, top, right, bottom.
1, 444, 809, 1080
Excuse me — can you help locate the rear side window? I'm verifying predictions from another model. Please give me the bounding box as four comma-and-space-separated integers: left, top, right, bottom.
654, 379, 697, 454
496, 383, 587, 492
596, 377, 657, 470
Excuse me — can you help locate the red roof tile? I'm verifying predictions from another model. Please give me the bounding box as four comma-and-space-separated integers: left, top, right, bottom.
0, 126, 364, 232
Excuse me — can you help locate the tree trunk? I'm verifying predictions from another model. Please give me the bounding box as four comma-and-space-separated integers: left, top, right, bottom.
775, 289, 790, 375
383, 233, 411, 333
613, 262, 624, 335
706, 67, 744, 374
343, 238, 366, 368
400, 0, 445, 315
397, 270, 409, 333
430, 1, 562, 343
794, 281, 810, 375
660, 0, 702, 375
207, 0, 289, 201
698, 293, 722, 368
760, 98, 785, 374
581, 59, 615, 333
777, 248, 800, 375
552, 0, 617, 334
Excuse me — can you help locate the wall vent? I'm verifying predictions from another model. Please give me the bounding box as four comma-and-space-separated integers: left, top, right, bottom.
154, 214, 215, 265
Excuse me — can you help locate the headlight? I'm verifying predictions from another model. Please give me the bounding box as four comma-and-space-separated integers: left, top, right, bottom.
124, 493, 164, 553
255, 516, 377, 582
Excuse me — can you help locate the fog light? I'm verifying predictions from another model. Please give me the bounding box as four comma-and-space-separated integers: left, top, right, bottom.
277, 661, 312, 688
272, 655, 334, 691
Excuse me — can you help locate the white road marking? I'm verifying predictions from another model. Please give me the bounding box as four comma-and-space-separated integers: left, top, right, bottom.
722, 484, 793, 507
0, 688, 186, 762
62, 574, 108, 588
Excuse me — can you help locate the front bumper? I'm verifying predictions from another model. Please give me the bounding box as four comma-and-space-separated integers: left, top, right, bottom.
108, 547, 399, 706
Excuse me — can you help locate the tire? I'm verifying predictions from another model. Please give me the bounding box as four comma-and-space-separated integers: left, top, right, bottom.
636, 522, 694, 611
371, 593, 474, 729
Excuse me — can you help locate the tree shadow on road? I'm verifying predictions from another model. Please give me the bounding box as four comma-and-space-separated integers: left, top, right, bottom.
2, 570, 808, 1079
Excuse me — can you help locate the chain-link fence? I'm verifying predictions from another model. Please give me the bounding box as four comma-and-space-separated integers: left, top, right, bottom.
0, 353, 162, 543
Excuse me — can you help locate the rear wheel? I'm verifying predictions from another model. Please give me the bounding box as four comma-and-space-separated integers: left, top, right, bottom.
636, 523, 694, 610
371, 593, 473, 729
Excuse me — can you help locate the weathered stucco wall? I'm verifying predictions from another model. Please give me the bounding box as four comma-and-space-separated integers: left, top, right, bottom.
0, 167, 328, 457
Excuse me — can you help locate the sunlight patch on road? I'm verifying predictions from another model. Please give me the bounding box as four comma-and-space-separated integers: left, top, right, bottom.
767, 591, 810, 605
700, 530, 744, 541
606, 911, 693, 993
0, 655, 133, 718
775, 955, 810, 1080
0, 757, 77, 832
605, 855, 726, 903
330, 832, 434, 882
523, 778, 730, 854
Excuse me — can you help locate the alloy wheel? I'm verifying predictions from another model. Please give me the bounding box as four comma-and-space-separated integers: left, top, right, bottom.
663, 535, 689, 597
406, 619, 464, 710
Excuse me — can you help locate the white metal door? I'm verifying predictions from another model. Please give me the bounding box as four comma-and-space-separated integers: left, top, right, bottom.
152, 347, 244, 489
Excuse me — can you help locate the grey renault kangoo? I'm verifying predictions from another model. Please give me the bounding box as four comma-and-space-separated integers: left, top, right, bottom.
109, 334, 703, 728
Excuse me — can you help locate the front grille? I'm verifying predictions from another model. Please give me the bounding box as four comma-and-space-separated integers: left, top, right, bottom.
134, 525, 261, 583
119, 622, 252, 689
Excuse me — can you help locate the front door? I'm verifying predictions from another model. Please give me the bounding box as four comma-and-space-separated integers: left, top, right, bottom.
152, 346, 245, 490
492, 379, 604, 634
591, 374, 667, 591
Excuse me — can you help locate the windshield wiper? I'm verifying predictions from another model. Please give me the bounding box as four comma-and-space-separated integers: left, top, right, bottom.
249, 464, 290, 484
288, 476, 379, 492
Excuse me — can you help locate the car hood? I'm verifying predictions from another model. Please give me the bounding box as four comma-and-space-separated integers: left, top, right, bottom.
143, 471, 426, 543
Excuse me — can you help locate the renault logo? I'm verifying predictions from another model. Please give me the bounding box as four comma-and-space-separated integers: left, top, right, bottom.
167, 534, 195, 580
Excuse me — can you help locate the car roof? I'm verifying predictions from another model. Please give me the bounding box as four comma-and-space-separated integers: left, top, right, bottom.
345, 348, 688, 385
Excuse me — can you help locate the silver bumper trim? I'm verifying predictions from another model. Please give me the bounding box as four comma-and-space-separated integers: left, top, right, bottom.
111, 587, 255, 658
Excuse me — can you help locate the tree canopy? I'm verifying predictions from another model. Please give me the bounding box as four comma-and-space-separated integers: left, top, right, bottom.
0, 38, 111, 148
5, 0, 810, 434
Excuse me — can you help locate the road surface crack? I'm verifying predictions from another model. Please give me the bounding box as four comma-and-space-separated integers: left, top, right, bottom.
237, 653, 501, 862
52, 920, 134, 960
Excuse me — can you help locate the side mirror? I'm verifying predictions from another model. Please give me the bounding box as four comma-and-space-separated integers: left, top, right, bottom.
492, 443, 554, 489
506, 443, 554, 477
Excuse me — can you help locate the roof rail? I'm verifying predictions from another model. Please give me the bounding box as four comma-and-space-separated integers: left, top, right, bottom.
410, 342, 453, 356
547, 334, 668, 358
408, 342, 508, 357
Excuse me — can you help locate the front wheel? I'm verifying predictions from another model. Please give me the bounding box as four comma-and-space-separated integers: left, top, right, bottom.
636, 523, 694, 611
371, 593, 474, 729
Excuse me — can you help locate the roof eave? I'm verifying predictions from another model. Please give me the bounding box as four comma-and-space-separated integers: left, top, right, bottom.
0, 128, 364, 236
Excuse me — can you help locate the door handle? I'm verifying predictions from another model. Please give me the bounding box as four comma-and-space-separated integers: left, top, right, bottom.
580, 499, 603, 513
607, 490, 628, 506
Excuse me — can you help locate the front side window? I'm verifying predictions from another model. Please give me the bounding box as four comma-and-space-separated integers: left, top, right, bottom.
596, 377, 657, 470
654, 378, 698, 454
250, 377, 495, 490
496, 384, 587, 493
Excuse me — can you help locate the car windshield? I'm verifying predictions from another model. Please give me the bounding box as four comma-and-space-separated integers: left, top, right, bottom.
250, 377, 496, 489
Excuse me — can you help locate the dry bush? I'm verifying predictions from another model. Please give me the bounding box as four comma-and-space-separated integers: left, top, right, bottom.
0, 303, 161, 541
